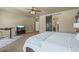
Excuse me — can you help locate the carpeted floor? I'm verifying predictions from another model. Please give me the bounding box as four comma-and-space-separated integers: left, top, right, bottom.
0, 32, 39, 52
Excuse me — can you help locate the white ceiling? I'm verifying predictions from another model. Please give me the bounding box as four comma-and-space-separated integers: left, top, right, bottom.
0, 7, 78, 16
14, 7, 78, 15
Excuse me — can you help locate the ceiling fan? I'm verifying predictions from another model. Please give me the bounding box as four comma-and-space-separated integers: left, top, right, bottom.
25, 7, 41, 15
25, 7, 41, 31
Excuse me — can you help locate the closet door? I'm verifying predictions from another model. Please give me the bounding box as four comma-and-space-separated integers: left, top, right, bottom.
46, 15, 52, 31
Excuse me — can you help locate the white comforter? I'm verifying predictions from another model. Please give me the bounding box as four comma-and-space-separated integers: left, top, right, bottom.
23, 32, 79, 52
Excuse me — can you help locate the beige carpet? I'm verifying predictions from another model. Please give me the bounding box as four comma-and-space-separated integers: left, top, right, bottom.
0, 32, 38, 52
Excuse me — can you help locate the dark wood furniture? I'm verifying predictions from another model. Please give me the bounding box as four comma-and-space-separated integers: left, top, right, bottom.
16, 30, 26, 35
16, 25, 26, 35
26, 47, 35, 52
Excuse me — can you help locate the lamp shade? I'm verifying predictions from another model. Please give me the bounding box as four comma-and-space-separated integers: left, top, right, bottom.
73, 23, 79, 28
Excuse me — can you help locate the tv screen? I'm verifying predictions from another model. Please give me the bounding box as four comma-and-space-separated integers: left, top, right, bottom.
16, 25, 25, 31
16, 25, 25, 28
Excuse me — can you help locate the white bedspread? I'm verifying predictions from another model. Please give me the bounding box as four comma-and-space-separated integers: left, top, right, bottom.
23, 32, 53, 52
40, 33, 79, 52
23, 32, 79, 52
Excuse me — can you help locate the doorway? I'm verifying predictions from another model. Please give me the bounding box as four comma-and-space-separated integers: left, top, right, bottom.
46, 15, 52, 31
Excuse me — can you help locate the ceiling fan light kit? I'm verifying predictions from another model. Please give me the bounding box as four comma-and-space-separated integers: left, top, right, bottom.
30, 11, 36, 14
25, 7, 41, 15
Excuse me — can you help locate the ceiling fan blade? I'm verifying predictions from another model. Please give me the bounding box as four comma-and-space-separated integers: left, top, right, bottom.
25, 7, 41, 16
35, 10, 41, 12
25, 7, 41, 12
32, 7, 41, 12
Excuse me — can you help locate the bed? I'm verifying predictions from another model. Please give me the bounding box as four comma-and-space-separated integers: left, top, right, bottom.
23, 32, 79, 52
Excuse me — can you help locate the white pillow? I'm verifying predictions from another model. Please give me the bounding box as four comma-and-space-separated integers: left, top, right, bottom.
75, 33, 79, 40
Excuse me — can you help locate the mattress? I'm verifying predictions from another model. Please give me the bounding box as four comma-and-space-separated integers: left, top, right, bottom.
23, 32, 79, 52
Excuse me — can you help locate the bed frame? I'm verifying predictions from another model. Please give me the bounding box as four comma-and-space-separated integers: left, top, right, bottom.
26, 47, 35, 52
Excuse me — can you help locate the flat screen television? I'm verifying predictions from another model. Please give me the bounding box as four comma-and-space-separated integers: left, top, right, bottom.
16, 25, 25, 31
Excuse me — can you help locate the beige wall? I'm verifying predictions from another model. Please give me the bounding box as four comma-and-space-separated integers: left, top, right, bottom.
58, 9, 78, 33
39, 9, 78, 33
39, 15, 46, 33
0, 9, 33, 37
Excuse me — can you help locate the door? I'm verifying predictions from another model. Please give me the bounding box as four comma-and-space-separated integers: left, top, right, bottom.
46, 15, 52, 31
35, 21, 39, 32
